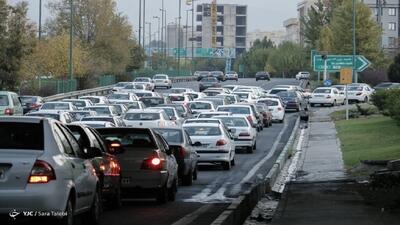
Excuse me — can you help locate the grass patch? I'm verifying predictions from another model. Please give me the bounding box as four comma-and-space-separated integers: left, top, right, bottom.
336, 115, 400, 167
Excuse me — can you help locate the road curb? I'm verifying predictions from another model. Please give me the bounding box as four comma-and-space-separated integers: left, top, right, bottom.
210, 117, 301, 225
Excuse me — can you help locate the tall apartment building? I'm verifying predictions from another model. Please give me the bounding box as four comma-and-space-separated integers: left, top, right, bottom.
283, 18, 300, 43
166, 23, 183, 53
195, 3, 247, 56
362, 0, 400, 54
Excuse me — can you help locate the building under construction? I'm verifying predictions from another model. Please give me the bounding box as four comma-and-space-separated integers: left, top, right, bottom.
195, 3, 247, 56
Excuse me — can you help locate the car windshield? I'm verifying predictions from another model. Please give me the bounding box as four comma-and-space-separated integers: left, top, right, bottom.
218, 117, 248, 127
124, 113, 160, 121
154, 75, 167, 79
154, 129, 183, 143
348, 86, 363, 91
218, 107, 250, 114
81, 117, 113, 123
314, 89, 331, 94
0, 95, 9, 106
20, 96, 37, 104
184, 126, 221, 136
135, 92, 152, 98
109, 94, 129, 100
41, 103, 70, 110
98, 129, 157, 149
277, 92, 296, 97
190, 102, 212, 110
27, 113, 60, 121
85, 107, 110, 115
141, 98, 164, 107
0, 122, 44, 150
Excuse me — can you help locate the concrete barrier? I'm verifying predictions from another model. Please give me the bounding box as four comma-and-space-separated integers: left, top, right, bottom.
211, 117, 301, 225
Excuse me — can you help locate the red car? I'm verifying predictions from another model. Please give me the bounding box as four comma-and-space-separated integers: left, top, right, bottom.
255, 103, 273, 127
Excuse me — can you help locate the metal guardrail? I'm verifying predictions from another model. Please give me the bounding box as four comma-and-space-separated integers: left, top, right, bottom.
43, 76, 197, 102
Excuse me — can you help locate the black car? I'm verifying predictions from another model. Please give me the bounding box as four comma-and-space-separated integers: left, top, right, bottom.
66, 124, 122, 208
20, 95, 44, 114
199, 77, 221, 92
154, 128, 198, 186
255, 71, 271, 81
210, 71, 226, 81
196, 71, 210, 81
276, 91, 307, 112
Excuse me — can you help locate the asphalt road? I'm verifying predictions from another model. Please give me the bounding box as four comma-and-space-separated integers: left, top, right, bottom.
97, 78, 301, 225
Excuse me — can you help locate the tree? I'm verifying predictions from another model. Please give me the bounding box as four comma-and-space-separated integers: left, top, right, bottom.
0, 1, 36, 90
329, 0, 385, 69
387, 53, 400, 82
317, 26, 334, 52
268, 42, 309, 77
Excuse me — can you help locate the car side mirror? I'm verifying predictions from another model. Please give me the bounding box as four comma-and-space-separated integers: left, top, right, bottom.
192, 142, 202, 147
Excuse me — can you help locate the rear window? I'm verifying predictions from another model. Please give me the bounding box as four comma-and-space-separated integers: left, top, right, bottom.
85, 107, 110, 115
198, 113, 225, 118
348, 86, 363, 91
218, 107, 250, 114
277, 92, 296, 97
170, 96, 185, 101
154, 75, 167, 79
116, 83, 128, 87
333, 86, 345, 91
69, 101, 86, 107
189, 102, 212, 110
269, 89, 286, 94
124, 113, 160, 121
219, 117, 248, 127
97, 129, 157, 149
258, 99, 278, 106
135, 92, 152, 98
81, 97, 99, 104
204, 91, 219, 97
70, 111, 91, 120
81, 117, 113, 123
154, 129, 183, 143
20, 96, 37, 104
135, 78, 150, 82
41, 103, 70, 110
170, 89, 185, 94
127, 102, 140, 109
236, 93, 249, 99
314, 89, 331, 94
184, 126, 221, 136
201, 78, 217, 82
141, 98, 164, 107
0, 95, 9, 106
0, 122, 44, 150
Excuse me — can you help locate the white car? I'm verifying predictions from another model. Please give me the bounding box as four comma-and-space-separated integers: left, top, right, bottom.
153, 74, 172, 89
197, 111, 231, 119
295, 71, 310, 80
217, 105, 259, 129
83, 105, 119, 116
331, 85, 347, 95
233, 92, 258, 103
107, 92, 138, 104
39, 101, 76, 111
169, 88, 195, 94
25, 110, 76, 124
134, 77, 155, 91
149, 106, 183, 125
214, 115, 257, 153
113, 82, 133, 92
77, 121, 116, 128
309, 87, 345, 107
225, 71, 239, 81
119, 83, 147, 93
169, 93, 193, 105
257, 98, 285, 123
187, 92, 207, 100
183, 123, 235, 170
347, 84, 374, 103
0, 117, 100, 224
79, 95, 110, 105
62, 99, 93, 110
134, 90, 160, 98
188, 101, 216, 114
123, 109, 176, 128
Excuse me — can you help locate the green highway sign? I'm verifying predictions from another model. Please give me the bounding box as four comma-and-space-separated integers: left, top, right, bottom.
313, 55, 371, 72
173, 48, 187, 57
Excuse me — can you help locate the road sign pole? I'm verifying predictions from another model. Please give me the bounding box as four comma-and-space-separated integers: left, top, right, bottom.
317, 71, 320, 85
323, 59, 327, 81
346, 84, 349, 120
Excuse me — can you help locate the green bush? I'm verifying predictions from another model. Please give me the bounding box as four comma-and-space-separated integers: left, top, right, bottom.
373, 89, 400, 125
372, 90, 391, 111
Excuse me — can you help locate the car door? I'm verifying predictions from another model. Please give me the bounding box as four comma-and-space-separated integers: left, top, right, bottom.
184, 131, 198, 170
54, 123, 96, 211
155, 133, 177, 188
12, 94, 23, 115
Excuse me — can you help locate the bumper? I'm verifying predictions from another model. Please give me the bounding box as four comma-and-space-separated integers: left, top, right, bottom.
309, 99, 334, 104
347, 96, 364, 102
155, 83, 171, 87
285, 103, 300, 110
120, 170, 168, 189
196, 150, 232, 163
271, 111, 284, 120
234, 139, 253, 149
101, 175, 120, 198
0, 180, 71, 213
256, 76, 269, 80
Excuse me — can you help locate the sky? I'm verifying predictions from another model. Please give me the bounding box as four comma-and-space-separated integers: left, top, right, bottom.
9, 0, 298, 34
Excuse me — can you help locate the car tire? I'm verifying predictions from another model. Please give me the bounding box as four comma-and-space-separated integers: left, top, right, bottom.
310, 103, 315, 107
168, 178, 178, 201
193, 166, 198, 180
279, 119, 284, 123
256, 79, 258, 81
231, 158, 235, 166
109, 185, 122, 209
82, 190, 101, 225
156, 184, 168, 204
60, 197, 74, 225
182, 170, 193, 186
222, 161, 231, 170
246, 146, 253, 154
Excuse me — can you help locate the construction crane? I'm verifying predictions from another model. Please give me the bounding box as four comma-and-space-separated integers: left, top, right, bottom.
211, 0, 217, 48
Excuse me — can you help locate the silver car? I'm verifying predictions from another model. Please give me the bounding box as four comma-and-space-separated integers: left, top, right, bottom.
0, 117, 101, 224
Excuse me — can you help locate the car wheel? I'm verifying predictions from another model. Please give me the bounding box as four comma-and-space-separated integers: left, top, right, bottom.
168, 178, 178, 201
109, 185, 122, 209
310, 103, 314, 107
156, 184, 168, 204
364, 97, 368, 103
279, 119, 284, 123
246, 146, 253, 154
82, 190, 101, 225
231, 158, 235, 166
60, 197, 74, 225
193, 166, 198, 180
182, 169, 193, 186
222, 161, 231, 170
253, 141, 257, 150
331, 100, 336, 107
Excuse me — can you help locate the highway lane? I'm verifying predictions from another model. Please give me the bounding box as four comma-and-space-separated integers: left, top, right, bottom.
98, 78, 300, 225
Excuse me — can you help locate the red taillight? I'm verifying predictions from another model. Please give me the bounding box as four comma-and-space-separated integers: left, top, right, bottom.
356, 92, 362, 96
216, 139, 227, 146
178, 146, 187, 158
28, 160, 56, 184
141, 157, 163, 170
239, 132, 250, 137
246, 115, 253, 125
4, 108, 13, 115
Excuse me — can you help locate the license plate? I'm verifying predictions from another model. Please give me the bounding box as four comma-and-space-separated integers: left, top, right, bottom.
122, 177, 131, 184
315, 95, 324, 98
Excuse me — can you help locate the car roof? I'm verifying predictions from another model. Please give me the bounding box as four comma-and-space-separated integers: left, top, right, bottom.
183, 122, 221, 127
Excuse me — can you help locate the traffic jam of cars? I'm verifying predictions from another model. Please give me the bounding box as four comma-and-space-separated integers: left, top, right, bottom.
0, 71, 382, 225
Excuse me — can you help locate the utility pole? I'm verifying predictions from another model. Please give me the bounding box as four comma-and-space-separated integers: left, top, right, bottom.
146, 22, 152, 68
353, 0, 357, 83
143, 0, 146, 49
185, 9, 190, 71
39, 0, 42, 40
192, 0, 195, 74
68, 0, 74, 92
139, 0, 141, 46
153, 16, 161, 68
178, 0, 182, 76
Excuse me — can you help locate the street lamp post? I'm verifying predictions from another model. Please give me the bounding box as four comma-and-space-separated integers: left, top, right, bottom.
352, 0, 357, 83
146, 22, 152, 68
185, 9, 191, 71
139, 0, 142, 46
153, 16, 161, 68
39, 0, 42, 40
178, 0, 182, 76
191, 0, 197, 75
68, 0, 74, 92
142, 0, 146, 49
